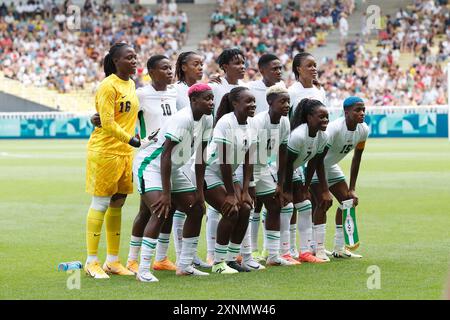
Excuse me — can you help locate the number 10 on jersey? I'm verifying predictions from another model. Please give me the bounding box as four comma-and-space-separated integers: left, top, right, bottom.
161, 104, 172, 116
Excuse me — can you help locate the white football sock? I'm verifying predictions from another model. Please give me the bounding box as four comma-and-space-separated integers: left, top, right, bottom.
261, 208, 268, 251
295, 200, 313, 254
155, 233, 170, 262
334, 225, 345, 251
206, 206, 220, 261
128, 235, 142, 262
250, 209, 260, 252
226, 242, 241, 262
280, 204, 293, 255
240, 224, 252, 255
265, 230, 281, 260
310, 227, 317, 253
313, 224, 327, 250
106, 255, 119, 263
139, 237, 157, 273
86, 255, 98, 264
172, 211, 186, 262
289, 224, 298, 255
178, 236, 199, 270
214, 243, 228, 264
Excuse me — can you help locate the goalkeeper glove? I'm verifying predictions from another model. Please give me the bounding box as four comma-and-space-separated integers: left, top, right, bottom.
128, 136, 141, 148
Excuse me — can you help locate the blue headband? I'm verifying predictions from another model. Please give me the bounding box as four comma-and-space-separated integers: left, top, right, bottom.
343, 96, 364, 109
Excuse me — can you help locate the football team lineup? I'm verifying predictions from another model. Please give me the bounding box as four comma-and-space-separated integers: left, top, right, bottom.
1, 0, 450, 304
1, 43, 450, 299
82, 47, 372, 282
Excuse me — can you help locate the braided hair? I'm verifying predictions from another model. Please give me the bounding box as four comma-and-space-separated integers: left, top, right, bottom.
103, 42, 129, 77
215, 86, 249, 125
292, 52, 321, 87
290, 98, 325, 131
216, 48, 245, 71
292, 52, 313, 81
175, 51, 197, 82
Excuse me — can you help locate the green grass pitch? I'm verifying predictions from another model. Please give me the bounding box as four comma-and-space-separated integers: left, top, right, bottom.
1, 138, 449, 300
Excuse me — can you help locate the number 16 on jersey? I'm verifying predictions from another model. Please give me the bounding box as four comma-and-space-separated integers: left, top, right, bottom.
340, 199, 360, 251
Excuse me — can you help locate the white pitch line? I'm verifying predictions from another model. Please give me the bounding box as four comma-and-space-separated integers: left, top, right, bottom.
0, 152, 84, 159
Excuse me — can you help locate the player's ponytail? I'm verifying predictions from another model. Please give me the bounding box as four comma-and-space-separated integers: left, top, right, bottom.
103, 42, 128, 77
215, 86, 248, 125
103, 53, 115, 77
215, 93, 233, 125
291, 98, 324, 130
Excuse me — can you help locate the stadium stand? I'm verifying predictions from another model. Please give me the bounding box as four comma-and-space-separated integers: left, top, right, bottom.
0, 0, 448, 111
199, 0, 355, 82
0, 0, 189, 111
199, 0, 448, 106
331, 0, 449, 106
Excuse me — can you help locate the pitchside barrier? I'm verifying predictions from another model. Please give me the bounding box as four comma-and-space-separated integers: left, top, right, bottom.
0, 112, 93, 139
0, 106, 448, 139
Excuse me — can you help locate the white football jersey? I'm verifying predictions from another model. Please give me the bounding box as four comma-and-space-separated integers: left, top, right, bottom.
174, 81, 190, 111
136, 84, 177, 139
324, 117, 369, 168
287, 123, 328, 169
141, 107, 213, 172
288, 81, 327, 116
248, 79, 286, 114
206, 112, 257, 173
209, 77, 247, 117
252, 111, 290, 172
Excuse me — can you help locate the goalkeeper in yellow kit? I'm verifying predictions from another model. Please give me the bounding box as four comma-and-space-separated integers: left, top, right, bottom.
84, 43, 141, 279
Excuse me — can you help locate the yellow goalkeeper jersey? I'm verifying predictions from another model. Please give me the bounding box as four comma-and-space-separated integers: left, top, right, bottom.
88, 74, 139, 156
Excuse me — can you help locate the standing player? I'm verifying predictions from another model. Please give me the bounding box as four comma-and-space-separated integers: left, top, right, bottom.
284, 99, 333, 263
248, 54, 284, 114
209, 48, 247, 117
134, 83, 214, 282
174, 51, 204, 110
251, 83, 298, 266
126, 55, 179, 274
171, 51, 211, 269
310, 96, 368, 260
205, 48, 247, 265
84, 43, 139, 279
287, 52, 328, 261
246, 54, 284, 260
289, 54, 327, 115
204, 87, 256, 274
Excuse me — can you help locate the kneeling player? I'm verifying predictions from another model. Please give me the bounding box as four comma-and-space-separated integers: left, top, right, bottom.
133, 84, 214, 282
251, 84, 300, 266
204, 87, 256, 274
284, 98, 333, 263
310, 96, 368, 259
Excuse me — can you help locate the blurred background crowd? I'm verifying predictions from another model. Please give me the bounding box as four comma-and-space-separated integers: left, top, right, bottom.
0, 0, 448, 107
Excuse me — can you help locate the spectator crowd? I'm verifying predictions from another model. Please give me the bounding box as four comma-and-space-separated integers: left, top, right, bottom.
200, 0, 354, 80
334, 0, 449, 106
0, 0, 447, 106
0, 0, 188, 92
200, 0, 447, 106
